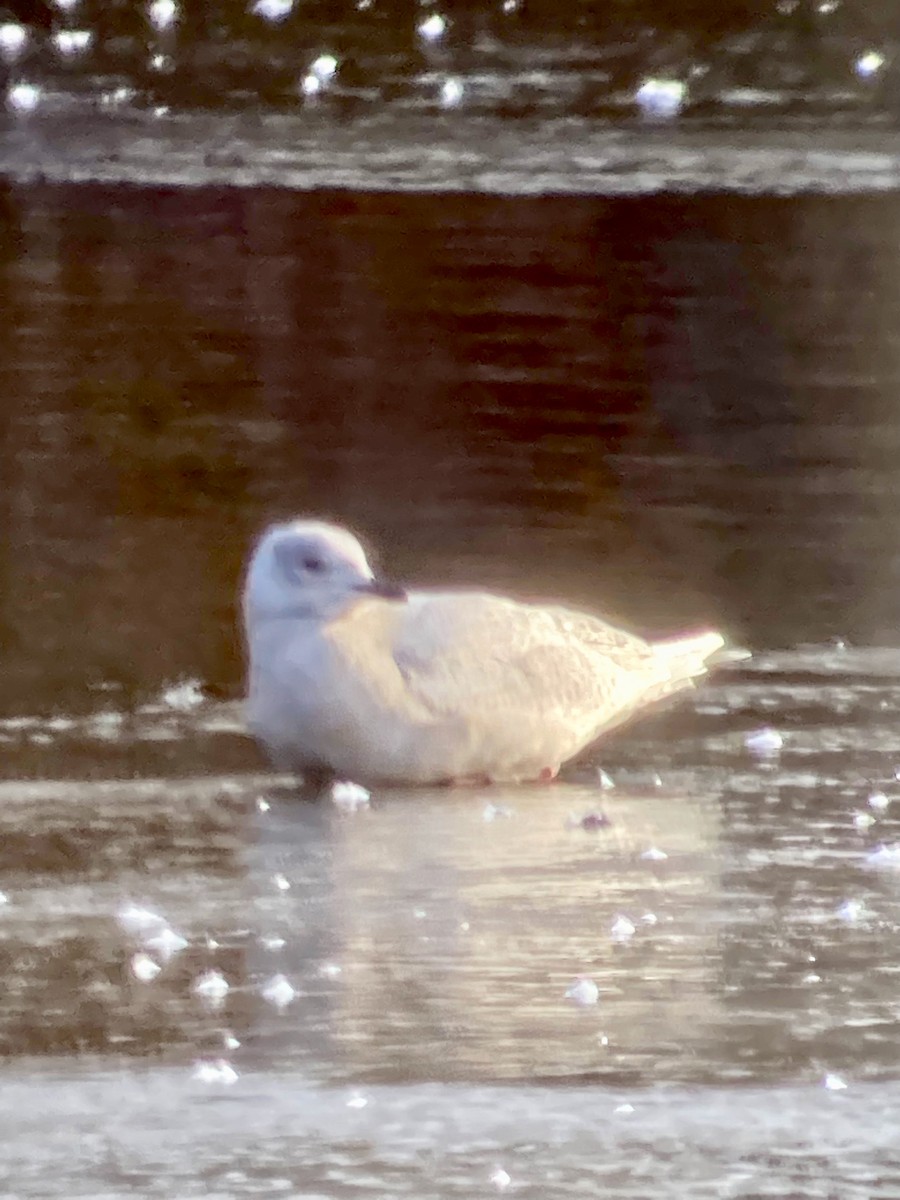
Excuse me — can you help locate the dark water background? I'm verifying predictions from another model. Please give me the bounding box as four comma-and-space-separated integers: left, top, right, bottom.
3, 186, 900, 715
4, 175, 900, 1195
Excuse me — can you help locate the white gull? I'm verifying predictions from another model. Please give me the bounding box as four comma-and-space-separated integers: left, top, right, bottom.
242, 519, 736, 787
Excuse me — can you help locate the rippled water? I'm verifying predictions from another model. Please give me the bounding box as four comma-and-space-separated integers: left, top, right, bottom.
4, 181, 900, 1194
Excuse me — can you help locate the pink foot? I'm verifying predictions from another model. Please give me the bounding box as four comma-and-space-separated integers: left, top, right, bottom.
537, 766, 559, 783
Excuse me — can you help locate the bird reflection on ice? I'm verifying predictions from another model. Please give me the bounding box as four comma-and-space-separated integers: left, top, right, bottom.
236, 779, 722, 1083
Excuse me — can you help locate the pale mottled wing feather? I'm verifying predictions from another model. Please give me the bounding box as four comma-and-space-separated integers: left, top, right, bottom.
390, 591, 665, 742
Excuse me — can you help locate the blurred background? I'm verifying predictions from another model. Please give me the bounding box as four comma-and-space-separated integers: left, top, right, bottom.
1, 0, 900, 119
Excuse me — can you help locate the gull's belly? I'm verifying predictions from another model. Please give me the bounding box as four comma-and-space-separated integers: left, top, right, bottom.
247, 636, 595, 784
330, 708, 585, 786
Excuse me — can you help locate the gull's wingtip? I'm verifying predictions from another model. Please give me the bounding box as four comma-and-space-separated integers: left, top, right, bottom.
655, 629, 751, 673
710, 645, 752, 665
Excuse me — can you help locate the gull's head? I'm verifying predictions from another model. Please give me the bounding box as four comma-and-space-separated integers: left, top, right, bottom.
243, 519, 404, 627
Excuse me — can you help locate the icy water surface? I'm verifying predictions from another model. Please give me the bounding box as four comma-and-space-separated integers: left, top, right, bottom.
4, 650, 900, 1195
4, 178, 900, 1194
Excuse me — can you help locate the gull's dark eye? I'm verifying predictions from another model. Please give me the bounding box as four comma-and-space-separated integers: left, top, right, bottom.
273, 539, 328, 581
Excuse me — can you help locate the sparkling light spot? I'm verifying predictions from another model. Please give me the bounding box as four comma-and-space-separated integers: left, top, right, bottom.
46, 717, 76, 732
148, 0, 177, 30
855, 50, 885, 79
311, 53, 338, 81
193, 1059, 238, 1085
193, 969, 230, 1003
744, 726, 784, 758
417, 13, 446, 41
331, 780, 370, 810
0, 22, 27, 57
144, 926, 188, 962
261, 974, 297, 1009
161, 679, 204, 711
440, 77, 464, 107
864, 843, 900, 869
565, 977, 599, 1006
53, 29, 92, 55
100, 86, 136, 107
89, 709, 125, 737
252, 0, 294, 18
130, 952, 161, 983
635, 77, 685, 119
835, 899, 865, 922
640, 846, 668, 862
7, 82, 39, 112
610, 915, 636, 943
117, 903, 167, 937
